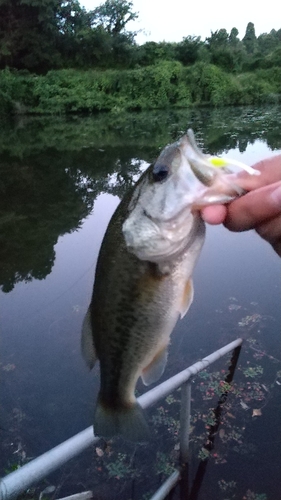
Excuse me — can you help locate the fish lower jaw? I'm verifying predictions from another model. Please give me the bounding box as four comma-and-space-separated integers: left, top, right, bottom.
127, 247, 181, 270
194, 179, 246, 206
128, 232, 201, 268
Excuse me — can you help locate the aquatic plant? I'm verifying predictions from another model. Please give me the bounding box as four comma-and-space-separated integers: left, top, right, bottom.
218, 478, 237, 492
243, 365, 263, 378
2, 294, 280, 499
105, 452, 138, 480
154, 451, 176, 477
151, 406, 180, 438
242, 491, 267, 500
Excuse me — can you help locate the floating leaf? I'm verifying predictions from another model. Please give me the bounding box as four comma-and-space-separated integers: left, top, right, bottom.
252, 409, 262, 417
219, 428, 225, 439
218, 479, 237, 492
226, 412, 235, 419
96, 447, 104, 457
2, 364, 16, 372
238, 314, 262, 327
198, 448, 210, 460
39, 486, 56, 500
40, 486, 55, 495
228, 303, 241, 311
240, 400, 250, 410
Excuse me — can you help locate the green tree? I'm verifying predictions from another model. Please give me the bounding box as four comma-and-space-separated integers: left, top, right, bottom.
0, 0, 61, 71
87, 0, 139, 68
257, 29, 279, 55
175, 36, 202, 65
0, 0, 126, 71
206, 29, 229, 49
229, 27, 239, 47
205, 27, 246, 72
242, 22, 257, 54
55, 1, 99, 67
90, 0, 138, 38
206, 29, 233, 71
56, 0, 91, 36
136, 41, 176, 66
72, 26, 113, 67
228, 28, 246, 71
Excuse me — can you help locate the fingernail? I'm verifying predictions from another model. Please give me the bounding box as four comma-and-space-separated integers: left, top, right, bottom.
270, 184, 281, 207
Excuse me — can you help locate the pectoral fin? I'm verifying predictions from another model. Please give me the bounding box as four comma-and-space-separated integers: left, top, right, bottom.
141, 346, 168, 386
81, 308, 97, 369
179, 278, 194, 319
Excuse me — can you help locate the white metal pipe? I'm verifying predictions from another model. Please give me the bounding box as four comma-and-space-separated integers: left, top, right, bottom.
138, 338, 242, 409
0, 428, 98, 500
149, 470, 180, 500
56, 491, 93, 500
0, 338, 242, 500
180, 382, 192, 464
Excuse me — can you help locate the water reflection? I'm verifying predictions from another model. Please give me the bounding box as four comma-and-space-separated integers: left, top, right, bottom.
0, 106, 281, 499
1, 106, 281, 293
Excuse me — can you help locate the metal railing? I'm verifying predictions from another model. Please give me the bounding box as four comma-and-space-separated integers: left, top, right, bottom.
0, 338, 242, 500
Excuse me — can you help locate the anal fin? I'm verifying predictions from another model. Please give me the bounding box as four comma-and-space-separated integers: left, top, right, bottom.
141, 346, 168, 386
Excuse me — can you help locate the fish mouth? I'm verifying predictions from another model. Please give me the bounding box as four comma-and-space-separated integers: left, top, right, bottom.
180, 130, 246, 204
192, 179, 246, 207
182, 129, 260, 202
182, 131, 219, 188
188, 156, 245, 198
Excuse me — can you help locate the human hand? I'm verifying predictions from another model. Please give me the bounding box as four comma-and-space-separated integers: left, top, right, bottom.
201, 155, 281, 257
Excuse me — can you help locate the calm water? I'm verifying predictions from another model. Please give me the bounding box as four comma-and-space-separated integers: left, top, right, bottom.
0, 106, 281, 500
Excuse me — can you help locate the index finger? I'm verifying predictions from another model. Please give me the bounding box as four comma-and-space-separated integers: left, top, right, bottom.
232, 154, 281, 192
225, 181, 281, 232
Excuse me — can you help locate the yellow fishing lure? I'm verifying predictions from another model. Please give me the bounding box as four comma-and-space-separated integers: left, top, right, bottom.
208, 156, 260, 176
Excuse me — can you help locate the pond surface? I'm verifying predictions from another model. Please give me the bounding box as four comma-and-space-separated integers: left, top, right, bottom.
0, 106, 281, 500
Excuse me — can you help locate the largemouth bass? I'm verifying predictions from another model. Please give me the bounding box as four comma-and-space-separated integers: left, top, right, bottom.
82, 130, 256, 442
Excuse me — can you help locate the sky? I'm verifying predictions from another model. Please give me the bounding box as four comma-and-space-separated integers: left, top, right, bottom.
81, 0, 280, 44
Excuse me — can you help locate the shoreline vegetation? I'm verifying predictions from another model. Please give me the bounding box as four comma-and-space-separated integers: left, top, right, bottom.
0, 1, 280, 115
1, 63, 280, 115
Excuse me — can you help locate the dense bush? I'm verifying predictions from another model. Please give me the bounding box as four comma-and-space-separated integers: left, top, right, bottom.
0, 69, 33, 113
0, 63, 280, 115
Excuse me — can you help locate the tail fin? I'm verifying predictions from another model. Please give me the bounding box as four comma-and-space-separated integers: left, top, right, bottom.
94, 397, 150, 443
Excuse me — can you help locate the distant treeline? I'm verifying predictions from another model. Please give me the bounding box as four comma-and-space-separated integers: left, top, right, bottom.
0, 0, 280, 113
0, 0, 281, 72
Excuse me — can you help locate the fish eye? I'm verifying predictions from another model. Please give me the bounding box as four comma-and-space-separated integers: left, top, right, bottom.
152, 163, 169, 183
